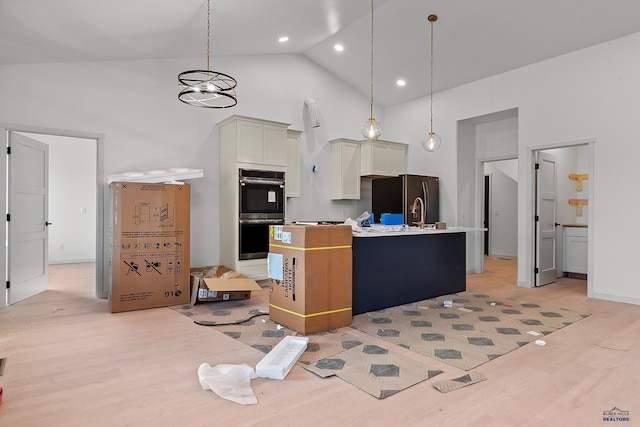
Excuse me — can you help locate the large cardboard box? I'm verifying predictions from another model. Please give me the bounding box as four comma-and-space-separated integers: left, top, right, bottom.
267, 225, 352, 334
110, 182, 191, 312
189, 266, 262, 305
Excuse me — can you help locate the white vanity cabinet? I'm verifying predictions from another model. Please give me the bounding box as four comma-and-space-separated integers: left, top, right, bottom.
360, 139, 408, 177
563, 225, 588, 275
330, 138, 361, 200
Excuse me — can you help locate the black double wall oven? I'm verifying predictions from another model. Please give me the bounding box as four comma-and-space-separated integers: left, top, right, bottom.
238, 168, 285, 260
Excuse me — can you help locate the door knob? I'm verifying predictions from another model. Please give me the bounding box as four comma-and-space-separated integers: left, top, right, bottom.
45, 221, 52, 226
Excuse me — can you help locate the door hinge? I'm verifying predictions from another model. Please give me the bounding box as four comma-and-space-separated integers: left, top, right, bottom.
6, 146, 10, 155
5, 281, 9, 289
6, 214, 9, 222
534, 163, 540, 170
534, 267, 539, 274
535, 215, 539, 221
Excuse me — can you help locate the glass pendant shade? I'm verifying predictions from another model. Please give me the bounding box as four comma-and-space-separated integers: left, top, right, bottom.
422, 131, 441, 152
362, 117, 382, 140
423, 14, 440, 151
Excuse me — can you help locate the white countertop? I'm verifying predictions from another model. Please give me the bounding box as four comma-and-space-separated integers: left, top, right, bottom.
352, 225, 485, 238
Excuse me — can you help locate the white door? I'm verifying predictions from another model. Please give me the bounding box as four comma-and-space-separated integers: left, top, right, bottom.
535, 151, 557, 286
7, 132, 49, 304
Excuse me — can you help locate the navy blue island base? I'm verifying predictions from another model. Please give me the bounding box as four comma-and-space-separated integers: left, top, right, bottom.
351, 231, 467, 315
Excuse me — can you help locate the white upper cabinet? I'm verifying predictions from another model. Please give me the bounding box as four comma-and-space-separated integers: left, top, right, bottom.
360, 139, 408, 177
330, 138, 361, 200
219, 115, 289, 168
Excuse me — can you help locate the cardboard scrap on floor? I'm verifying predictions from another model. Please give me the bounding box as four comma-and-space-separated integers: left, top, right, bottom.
432, 371, 487, 393
302, 343, 443, 399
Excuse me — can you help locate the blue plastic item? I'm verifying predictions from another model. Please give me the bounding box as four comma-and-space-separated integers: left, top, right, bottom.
380, 213, 403, 225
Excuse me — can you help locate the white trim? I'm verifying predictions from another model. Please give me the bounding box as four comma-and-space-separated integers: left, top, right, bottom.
0, 123, 106, 300
524, 138, 595, 292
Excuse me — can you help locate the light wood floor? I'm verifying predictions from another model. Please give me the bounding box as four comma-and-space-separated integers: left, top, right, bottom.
1, 259, 638, 426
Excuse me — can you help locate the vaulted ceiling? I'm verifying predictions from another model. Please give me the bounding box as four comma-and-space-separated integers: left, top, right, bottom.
2, 0, 640, 107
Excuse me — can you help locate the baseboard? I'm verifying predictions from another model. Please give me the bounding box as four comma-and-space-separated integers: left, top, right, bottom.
488, 254, 517, 260
49, 259, 95, 265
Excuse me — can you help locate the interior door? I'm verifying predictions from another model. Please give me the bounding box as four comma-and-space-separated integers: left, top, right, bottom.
7, 132, 50, 304
484, 174, 490, 256
535, 151, 557, 286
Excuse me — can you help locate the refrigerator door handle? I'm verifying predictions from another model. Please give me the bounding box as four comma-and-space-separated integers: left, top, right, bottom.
422, 181, 429, 223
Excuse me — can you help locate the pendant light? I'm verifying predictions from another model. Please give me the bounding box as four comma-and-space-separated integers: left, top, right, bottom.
422, 14, 441, 152
178, 0, 237, 108
361, 0, 382, 140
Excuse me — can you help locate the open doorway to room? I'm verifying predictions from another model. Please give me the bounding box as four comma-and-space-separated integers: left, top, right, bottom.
483, 159, 518, 261
457, 107, 519, 278
19, 133, 97, 266
1, 125, 104, 308
532, 143, 591, 291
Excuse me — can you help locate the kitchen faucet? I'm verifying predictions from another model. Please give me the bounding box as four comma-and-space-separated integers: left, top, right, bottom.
411, 197, 425, 228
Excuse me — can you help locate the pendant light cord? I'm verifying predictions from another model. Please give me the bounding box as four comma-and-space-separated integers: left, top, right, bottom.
369, 0, 374, 120
207, 0, 211, 71
429, 15, 435, 134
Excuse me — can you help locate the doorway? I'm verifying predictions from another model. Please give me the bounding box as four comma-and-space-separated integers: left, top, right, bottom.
484, 175, 490, 256
482, 159, 518, 261
531, 142, 592, 291
1, 125, 105, 308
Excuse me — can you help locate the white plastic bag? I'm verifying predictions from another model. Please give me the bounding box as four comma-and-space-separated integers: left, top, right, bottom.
197, 363, 258, 405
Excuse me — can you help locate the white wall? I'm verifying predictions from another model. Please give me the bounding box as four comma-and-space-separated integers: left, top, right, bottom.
485, 161, 517, 258
384, 32, 640, 304
19, 133, 97, 264
2, 31, 640, 305
0, 54, 378, 275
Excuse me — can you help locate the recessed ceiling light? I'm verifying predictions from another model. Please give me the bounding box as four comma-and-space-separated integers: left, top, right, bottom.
396, 79, 406, 87
334, 44, 344, 52
278, 36, 289, 43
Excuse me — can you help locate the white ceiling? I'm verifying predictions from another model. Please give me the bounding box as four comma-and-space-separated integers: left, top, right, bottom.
2, 0, 640, 107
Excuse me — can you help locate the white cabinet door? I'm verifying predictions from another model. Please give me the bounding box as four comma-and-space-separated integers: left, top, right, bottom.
286, 130, 301, 197
263, 124, 287, 167
230, 117, 288, 167
236, 119, 264, 164
331, 139, 361, 199
370, 143, 388, 175
563, 226, 588, 274
361, 140, 408, 177
387, 143, 407, 176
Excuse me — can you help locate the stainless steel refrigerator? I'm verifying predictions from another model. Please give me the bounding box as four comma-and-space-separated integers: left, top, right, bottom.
371, 174, 439, 225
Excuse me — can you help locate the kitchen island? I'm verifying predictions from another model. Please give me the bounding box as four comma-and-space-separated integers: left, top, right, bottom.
352, 227, 470, 314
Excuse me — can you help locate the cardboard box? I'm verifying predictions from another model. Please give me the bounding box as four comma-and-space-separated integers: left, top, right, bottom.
190, 266, 262, 304
110, 182, 191, 312
267, 224, 353, 334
